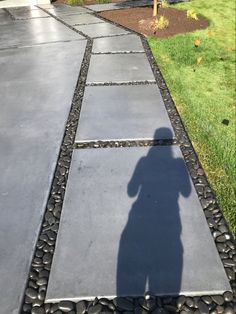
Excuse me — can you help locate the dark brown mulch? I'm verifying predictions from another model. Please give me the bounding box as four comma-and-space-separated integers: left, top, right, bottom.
98, 7, 209, 39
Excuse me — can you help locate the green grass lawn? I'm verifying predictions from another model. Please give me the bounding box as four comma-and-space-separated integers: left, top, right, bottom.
148, 0, 236, 237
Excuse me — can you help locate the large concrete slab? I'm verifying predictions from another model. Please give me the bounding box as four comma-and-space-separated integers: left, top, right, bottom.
74, 22, 130, 38
0, 17, 84, 49
61, 13, 104, 26
76, 85, 174, 142
87, 53, 155, 84
0, 40, 86, 314
46, 146, 230, 301
93, 34, 144, 53
7, 6, 50, 19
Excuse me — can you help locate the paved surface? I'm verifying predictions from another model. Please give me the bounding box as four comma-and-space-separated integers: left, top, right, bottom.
76, 85, 174, 142
47, 146, 230, 302
87, 54, 155, 83
46, 3, 230, 302
0, 6, 86, 314
45, 5, 90, 16
93, 34, 144, 53
0, 0, 37, 8
7, 6, 50, 18
0, 18, 84, 49
0, 3, 232, 313
74, 22, 130, 38
84, 0, 153, 12
60, 13, 104, 26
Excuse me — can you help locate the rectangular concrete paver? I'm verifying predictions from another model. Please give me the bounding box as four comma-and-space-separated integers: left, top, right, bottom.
7, 6, 50, 19
46, 146, 230, 302
85, 3, 129, 12
74, 22, 130, 38
76, 85, 174, 142
61, 13, 104, 26
0, 40, 86, 314
46, 6, 90, 16
85, 0, 153, 12
93, 34, 144, 53
87, 53, 155, 84
0, 18, 84, 49
38, 4, 61, 9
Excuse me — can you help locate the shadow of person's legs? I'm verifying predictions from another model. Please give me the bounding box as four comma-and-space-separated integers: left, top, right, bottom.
116, 128, 191, 297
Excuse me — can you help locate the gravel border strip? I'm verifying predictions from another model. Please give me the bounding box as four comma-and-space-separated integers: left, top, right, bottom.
92, 51, 145, 54
72, 21, 104, 26
85, 33, 132, 39
74, 139, 177, 149
20, 6, 236, 314
86, 80, 156, 86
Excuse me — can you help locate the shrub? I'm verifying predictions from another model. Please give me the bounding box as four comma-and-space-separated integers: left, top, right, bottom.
156, 15, 169, 30
160, 0, 169, 8
187, 9, 198, 20
96, 0, 111, 3
66, 0, 84, 5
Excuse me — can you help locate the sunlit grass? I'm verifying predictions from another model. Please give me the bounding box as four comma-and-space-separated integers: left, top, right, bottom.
148, 0, 236, 236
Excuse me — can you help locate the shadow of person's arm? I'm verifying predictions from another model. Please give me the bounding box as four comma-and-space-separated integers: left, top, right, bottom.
127, 157, 144, 197
178, 158, 192, 198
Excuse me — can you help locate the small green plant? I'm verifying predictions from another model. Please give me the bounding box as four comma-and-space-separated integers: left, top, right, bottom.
96, 0, 111, 3
156, 15, 169, 30
160, 0, 169, 8
187, 9, 198, 20
150, 15, 169, 33
66, 0, 84, 5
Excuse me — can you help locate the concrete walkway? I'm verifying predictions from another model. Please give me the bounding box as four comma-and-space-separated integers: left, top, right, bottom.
0, 3, 233, 314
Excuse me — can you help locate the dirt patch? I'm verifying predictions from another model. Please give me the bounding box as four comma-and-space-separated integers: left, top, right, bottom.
98, 7, 209, 39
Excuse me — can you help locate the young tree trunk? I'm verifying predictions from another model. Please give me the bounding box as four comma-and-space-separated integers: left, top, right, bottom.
153, 0, 157, 17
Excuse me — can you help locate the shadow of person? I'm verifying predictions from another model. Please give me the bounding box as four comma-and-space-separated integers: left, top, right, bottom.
116, 128, 191, 297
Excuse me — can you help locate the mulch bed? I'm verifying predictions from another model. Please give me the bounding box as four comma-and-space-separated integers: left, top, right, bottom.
98, 7, 209, 38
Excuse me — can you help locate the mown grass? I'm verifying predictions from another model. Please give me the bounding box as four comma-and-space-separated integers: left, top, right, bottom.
148, 0, 236, 236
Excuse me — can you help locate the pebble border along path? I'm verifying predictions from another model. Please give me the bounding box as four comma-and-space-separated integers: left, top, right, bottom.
20, 4, 236, 314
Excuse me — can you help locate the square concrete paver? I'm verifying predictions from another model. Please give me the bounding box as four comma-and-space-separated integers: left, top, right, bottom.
87, 53, 155, 84
0, 18, 84, 49
93, 34, 144, 53
46, 146, 230, 302
76, 85, 174, 142
0, 40, 86, 314
74, 22, 130, 38
7, 6, 49, 19
61, 13, 104, 26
